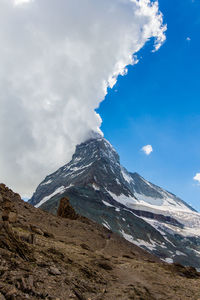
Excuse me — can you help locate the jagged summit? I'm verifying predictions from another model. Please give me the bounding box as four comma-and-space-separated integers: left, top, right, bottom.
84, 130, 104, 141
72, 132, 119, 164
29, 136, 200, 268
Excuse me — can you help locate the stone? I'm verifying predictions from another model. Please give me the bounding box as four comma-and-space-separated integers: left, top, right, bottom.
20, 276, 27, 291
80, 243, 90, 251
27, 275, 34, 289
30, 224, 44, 235
57, 197, 79, 220
8, 212, 18, 223
49, 266, 61, 276
28, 233, 35, 244
0, 293, 6, 300
44, 231, 54, 239
5, 286, 17, 298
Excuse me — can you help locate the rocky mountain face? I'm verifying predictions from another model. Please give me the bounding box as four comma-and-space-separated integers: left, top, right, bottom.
30, 134, 200, 269
1, 183, 200, 299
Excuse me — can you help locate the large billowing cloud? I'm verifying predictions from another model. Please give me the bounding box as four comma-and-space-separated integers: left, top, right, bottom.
0, 0, 166, 196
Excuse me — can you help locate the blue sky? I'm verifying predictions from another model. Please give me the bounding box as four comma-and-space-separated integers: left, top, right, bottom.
98, 0, 200, 211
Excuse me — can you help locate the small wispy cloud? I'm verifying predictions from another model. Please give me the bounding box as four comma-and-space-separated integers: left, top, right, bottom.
142, 145, 153, 156
186, 37, 191, 41
193, 173, 200, 184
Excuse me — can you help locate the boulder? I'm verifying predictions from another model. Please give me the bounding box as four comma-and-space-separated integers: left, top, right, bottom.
57, 197, 79, 220
0, 293, 5, 300
30, 224, 44, 235
8, 212, 18, 223
49, 266, 61, 276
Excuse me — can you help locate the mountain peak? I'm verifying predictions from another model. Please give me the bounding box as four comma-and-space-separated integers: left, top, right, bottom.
84, 130, 104, 142
29, 137, 200, 269
75, 132, 120, 165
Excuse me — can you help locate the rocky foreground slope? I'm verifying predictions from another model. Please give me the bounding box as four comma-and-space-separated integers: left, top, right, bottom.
1, 184, 200, 300
30, 134, 200, 269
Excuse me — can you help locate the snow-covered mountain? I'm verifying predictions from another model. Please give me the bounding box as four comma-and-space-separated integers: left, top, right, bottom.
30, 134, 200, 268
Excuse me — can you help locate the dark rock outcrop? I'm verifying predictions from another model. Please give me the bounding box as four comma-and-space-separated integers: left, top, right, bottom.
57, 197, 79, 220
0, 184, 33, 261
0, 184, 18, 223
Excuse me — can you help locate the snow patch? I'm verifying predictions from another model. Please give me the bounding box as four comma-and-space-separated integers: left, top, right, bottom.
71, 162, 93, 172
175, 251, 186, 256
121, 167, 133, 184
116, 178, 121, 185
120, 230, 157, 251
35, 184, 73, 208
120, 230, 134, 243
192, 249, 200, 257
107, 190, 137, 207
134, 192, 192, 212
102, 220, 111, 230
140, 176, 153, 188
102, 200, 114, 207
92, 183, 100, 191
41, 179, 52, 186
140, 217, 176, 246
163, 258, 173, 264
134, 192, 163, 206
133, 238, 157, 251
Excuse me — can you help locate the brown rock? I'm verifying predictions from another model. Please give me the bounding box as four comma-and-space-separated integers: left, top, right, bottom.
171, 263, 200, 279
20, 277, 27, 291
0, 186, 18, 224
49, 266, 61, 275
2, 198, 13, 210
30, 224, 44, 235
0, 221, 33, 261
8, 212, 18, 223
43, 231, 54, 239
57, 197, 79, 220
5, 286, 17, 298
0, 293, 5, 300
80, 243, 90, 251
28, 233, 35, 244
97, 261, 113, 271
27, 275, 34, 290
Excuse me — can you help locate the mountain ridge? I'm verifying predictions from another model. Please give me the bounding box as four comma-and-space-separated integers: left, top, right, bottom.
29, 135, 200, 268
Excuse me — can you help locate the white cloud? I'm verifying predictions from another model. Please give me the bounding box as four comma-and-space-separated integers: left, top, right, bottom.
0, 0, 166, 196
194, 173, 200, 184
186, 37, 191, 41
14, 0, 31, 5
142, 145, 153, 155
